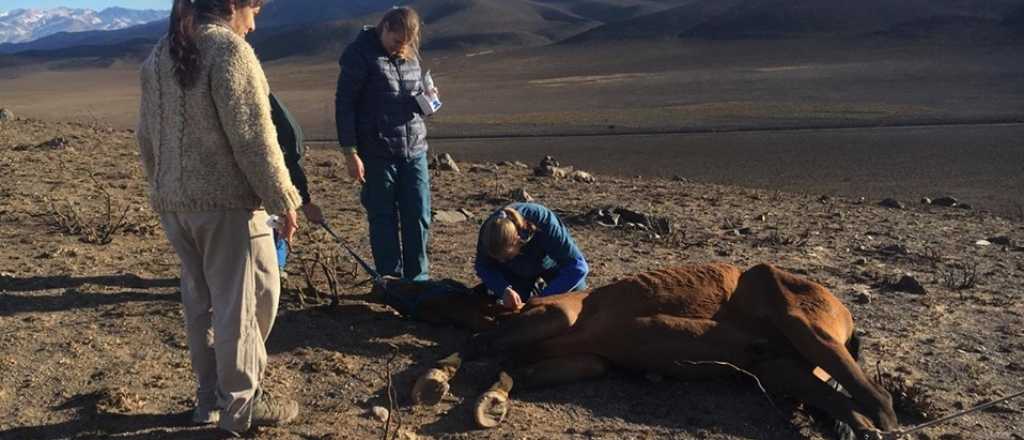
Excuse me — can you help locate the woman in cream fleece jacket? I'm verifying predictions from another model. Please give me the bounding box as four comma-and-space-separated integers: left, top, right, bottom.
136, 0, 300, 434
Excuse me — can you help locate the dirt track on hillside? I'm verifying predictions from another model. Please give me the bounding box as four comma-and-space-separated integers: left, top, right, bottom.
1, 118, 1023, 439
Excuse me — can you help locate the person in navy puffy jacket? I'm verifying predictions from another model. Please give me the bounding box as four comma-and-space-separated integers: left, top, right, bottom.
335, 7, 434, 281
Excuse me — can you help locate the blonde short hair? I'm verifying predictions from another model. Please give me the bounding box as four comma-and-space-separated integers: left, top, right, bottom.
481, 206, 535, 260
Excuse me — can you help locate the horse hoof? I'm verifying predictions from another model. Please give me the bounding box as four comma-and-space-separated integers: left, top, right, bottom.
411, 369, 450, 406
473, 390, 509, 428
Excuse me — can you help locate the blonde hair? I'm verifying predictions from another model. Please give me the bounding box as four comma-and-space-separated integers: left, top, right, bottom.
481, 206, 535, 260
377, 7, 421, 60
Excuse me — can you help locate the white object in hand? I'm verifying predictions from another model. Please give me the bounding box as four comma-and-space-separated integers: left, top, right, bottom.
267, 214, 282, 230
416, 70, 442, 115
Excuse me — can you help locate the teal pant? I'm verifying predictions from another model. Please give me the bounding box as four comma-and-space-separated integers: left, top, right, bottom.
361, 154, 431, 281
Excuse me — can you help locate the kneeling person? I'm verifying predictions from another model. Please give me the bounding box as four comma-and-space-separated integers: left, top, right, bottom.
475, 203, 589, 309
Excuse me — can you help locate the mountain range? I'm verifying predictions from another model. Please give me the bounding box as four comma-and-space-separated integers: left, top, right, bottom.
0, 7, 166, 44
1, 0, 1022, 61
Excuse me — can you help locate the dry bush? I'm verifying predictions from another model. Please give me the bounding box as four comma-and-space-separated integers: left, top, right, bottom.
874, 363, 939, 423
296, 246, 358, 307
918, 246, 945, 265
720, 215, 743, 230
95, 387, 146, 414
940, 261, 978, 291
42, 172, 137, 245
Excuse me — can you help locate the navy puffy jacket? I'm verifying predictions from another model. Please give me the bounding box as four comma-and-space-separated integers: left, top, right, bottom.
335, 27, 428, 159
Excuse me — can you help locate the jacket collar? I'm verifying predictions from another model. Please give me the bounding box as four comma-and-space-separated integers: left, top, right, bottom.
358, 26, 392, 58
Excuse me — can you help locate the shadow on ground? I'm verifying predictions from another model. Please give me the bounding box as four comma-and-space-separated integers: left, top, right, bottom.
0, 273, 178, 292
0, 391, 225, 440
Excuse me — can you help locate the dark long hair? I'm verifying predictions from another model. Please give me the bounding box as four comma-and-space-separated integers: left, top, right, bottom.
168, 0, 264, 88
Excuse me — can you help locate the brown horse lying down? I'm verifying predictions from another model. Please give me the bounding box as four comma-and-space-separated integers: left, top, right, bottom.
398, 262, 898, 436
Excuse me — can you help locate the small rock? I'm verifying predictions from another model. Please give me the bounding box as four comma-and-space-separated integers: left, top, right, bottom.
672, 175, 690, 183
854, 291, 872, 304
920, 197, 932, 204
850, 286, 872, 304
570, 170, 596, 183
507, 188, 533, 202
539, 155, 559, 168
879, 198, 904, 209
458, 208, 474, 219
931, 196, 958, 207
878, 244, 908, 255
430, 153, 460, 172
892, 275, 927, 295
432, 209, 469, 224
975, 240, 991, 246
853, 257, 869, 265
987, 236, 1012, 245
625, 222, 649, 231
370, 406, 389, 422
818, 195, 832, 203
468, 164, 496, 173
37, 136, 69, 150
535, 165, 571, 178
498, 160, 529, 169
0, 108, 13, 121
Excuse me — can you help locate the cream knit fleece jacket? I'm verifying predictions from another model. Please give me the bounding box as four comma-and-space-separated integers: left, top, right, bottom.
136, 23, 301, 214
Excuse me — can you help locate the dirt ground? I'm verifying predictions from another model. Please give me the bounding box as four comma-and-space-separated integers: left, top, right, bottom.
1, 116, 1022, 439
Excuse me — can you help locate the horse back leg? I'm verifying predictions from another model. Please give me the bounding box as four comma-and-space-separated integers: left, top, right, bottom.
738, 264, 897, 431
752, 357, 881, 437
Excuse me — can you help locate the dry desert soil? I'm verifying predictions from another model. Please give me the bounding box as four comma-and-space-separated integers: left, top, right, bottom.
1, 116, 1023, 439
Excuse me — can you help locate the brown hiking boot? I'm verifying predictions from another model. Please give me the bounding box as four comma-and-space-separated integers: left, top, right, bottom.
251, 389, 299, 427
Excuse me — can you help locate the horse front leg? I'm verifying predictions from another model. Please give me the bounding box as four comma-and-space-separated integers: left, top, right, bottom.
474, 354, 610, 428
412, 303, 574, 406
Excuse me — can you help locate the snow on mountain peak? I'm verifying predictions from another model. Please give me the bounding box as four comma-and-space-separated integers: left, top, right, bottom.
0, 6, 166, 44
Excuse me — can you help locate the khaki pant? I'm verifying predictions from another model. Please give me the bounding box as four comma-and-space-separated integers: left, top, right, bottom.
160, 209, 279, 433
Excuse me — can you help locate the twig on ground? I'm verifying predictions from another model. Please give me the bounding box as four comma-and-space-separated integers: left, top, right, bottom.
676, 360, 781, 416
382, 344, 402, 440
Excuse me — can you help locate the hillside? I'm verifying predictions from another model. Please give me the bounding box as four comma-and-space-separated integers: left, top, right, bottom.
412, 0, 596, 50
0, 116, 1021, 440
5, 0, 1024, 63
569, 0, 1024, 41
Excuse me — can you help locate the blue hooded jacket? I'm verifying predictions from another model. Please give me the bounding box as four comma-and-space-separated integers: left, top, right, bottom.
335, 27, 428, 159
475, 203, 589, 297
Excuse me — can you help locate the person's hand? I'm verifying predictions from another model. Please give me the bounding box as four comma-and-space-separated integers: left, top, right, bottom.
501, 287, 523, 310
280, 209, 299, 243
344, 152, 365, 184
429, 87, 439, 99
301, 202, 324, 225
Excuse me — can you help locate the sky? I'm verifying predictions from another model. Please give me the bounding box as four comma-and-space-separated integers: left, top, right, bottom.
2, 1, 169, 11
